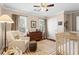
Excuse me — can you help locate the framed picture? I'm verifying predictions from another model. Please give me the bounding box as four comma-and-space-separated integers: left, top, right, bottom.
58, 21, 62, 25
31, 21, 36, 28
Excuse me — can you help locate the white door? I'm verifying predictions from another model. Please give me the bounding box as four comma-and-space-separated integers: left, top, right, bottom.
47, 17, 58, 40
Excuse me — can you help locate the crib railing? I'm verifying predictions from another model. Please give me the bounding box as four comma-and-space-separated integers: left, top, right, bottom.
56, 32, 79, 55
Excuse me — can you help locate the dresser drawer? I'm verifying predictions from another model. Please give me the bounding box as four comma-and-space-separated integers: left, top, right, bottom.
29, 31, 42, 41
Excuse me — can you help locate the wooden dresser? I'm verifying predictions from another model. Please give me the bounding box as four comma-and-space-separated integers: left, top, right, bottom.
29, 31, 42, 41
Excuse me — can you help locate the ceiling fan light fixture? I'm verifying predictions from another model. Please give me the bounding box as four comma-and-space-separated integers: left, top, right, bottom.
41, 7, 46, 11
33, 3, 54, 12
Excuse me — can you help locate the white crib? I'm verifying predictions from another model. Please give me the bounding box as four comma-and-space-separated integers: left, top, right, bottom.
56, 32, 79, 55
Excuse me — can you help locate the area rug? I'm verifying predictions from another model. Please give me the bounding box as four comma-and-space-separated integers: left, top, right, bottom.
25, 39, 56, 55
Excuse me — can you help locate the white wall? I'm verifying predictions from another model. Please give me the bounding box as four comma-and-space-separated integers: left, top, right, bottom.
47, 12, 64, 40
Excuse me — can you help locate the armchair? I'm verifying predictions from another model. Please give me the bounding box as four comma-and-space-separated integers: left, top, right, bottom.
7, 31, 30, 53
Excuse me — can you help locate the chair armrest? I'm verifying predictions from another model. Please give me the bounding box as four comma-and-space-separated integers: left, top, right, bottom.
19, 37, 30, 43
8, 40, 28, 52
9, 40, 25, 47
20, 36, 30, 40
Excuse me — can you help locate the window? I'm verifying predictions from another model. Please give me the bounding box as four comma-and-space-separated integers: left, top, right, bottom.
39, 19, 45, 33
18, 16, 28, 34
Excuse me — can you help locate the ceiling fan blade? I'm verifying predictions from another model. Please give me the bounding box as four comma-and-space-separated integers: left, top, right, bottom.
33, 5, 40, 7
47, 4, 54, 7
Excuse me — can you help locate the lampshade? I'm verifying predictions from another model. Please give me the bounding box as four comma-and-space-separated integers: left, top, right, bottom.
0, 15, 14, 23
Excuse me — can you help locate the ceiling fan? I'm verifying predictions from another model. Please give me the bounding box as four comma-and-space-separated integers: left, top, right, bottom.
33, 3, 54, 12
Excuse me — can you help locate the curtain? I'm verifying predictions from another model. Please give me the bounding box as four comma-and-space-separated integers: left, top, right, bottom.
11, 14, 18, 30
39, 19, 46, 39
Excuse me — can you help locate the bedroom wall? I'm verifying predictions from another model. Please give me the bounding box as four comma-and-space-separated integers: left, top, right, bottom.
47, 12, 64, 40
57, 12, 64, 33
27, 16, 40, 32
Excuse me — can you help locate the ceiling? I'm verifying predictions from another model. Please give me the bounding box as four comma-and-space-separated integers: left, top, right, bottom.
3, 3, 79, 18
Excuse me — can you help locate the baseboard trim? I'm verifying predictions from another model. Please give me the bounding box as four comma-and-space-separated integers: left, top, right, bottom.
47, 39, 56, 42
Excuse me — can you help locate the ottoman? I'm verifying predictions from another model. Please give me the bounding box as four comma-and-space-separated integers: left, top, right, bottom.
29, 41, 37, 52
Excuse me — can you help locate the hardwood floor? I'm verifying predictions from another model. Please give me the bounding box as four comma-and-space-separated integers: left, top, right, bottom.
24, 40, 56, 55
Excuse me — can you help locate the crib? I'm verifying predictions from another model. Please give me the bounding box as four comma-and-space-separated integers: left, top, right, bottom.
56, 32, 79, 55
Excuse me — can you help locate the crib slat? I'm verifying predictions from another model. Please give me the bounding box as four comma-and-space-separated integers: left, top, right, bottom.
61, 35, 64, 55
63, 38, 64, 54
73, 40, 75, 55
59, 39, 61, 54
66, 38, 67, 55
59, 37, 61, 54
60, 37, 63, 55
78, 40, 79, 54
56, 37, 58, 55
56, 39, 57, 54
56, 32, 79, 55
69, 39, 71, 55
56, 35, 58, 55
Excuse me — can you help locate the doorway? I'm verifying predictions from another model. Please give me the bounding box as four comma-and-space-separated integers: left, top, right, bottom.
47, 17, 58, 40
